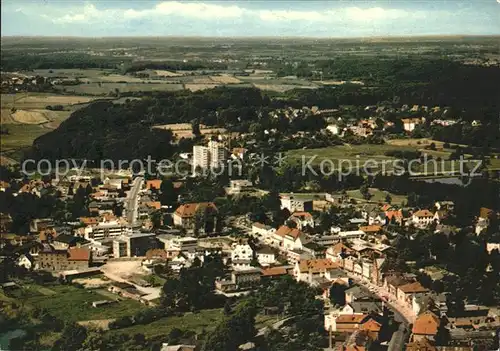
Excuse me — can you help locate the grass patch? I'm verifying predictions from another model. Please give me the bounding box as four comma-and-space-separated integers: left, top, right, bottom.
346, 188, 407, 205
11, 283, 145, 323
108, 308, 223, 338
0, 124, 47, 151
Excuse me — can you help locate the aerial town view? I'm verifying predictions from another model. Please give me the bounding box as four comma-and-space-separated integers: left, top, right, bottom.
0, 1, 499, 350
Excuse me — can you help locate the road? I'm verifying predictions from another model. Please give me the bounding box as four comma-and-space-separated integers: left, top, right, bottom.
345, 272, 415, 325
125, 176, 144, 226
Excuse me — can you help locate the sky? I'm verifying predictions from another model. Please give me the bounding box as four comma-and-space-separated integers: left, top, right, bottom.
1, 0, 500, 37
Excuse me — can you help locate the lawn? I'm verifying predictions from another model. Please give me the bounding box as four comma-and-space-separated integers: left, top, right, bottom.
108, 308, 224, 338
346, 188, 408, 205
0, 124, 48, 151
286, 144, 415, 170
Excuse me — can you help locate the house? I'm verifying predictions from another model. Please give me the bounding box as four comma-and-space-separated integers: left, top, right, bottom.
256, 246, 276, 266
330, 314, 369, 333
385, 209, 404, 225
326, 124, 341, 135
36, 247, 92, 272
17, 254, 35, 270
412, 311, 440, 341
359, 318, 382, 341
231, 268, 261, 286
326, 243, 356, 263
345, 285, 377, 304
226, 179, 253, 195
288, 212, 315, 230
412, 210, 435, 227
359, 225, 382, 235
251, 222, 276, 240
172, 202, 218, 233
342, 301, 383, 316
275, 225, 306, 251
293, 258, 339, 283
384, 274, 410, 297
260, 266, 290, 280
406, 338, 436, 351
397, 281, 429, 306
231, 243, 254, 261
146, 179, 162, 190
402, 117, 424, 132
475, 207, 496, 235
231, 147, 247, 160
280, 194, 313, 213
160, 343, 196, 351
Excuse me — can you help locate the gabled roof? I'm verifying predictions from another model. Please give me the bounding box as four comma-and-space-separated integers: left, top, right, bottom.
385, 210, 403, 220
146, 179, 162, 190
336, 314, 369, 324
360, 318, 382, 332
413, 209, 434, 218
290, 211, 313, 219
276, 226, 303, 241
385, 274, 409, 288
298, 259, 338, 273
174, 202, 217, 218
261, 266, 288, 277
68, 247, 91, 261
398, 281, 429, 294
328, 242, 355, 256
479, 207, 495, 219
359, 225, 382, 233
412, 311, 440, 336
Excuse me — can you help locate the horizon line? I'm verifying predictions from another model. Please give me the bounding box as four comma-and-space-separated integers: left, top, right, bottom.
2, 34, 500, 40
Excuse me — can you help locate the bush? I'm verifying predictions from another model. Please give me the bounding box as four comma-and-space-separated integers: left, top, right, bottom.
109, 316, 134, 329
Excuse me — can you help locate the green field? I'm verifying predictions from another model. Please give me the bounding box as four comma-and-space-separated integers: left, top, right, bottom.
108, 308, 224, 338
56, 82, 185, 95
1, 124, 48, 151
5, 283, 144, 322
346, 188, 408, 205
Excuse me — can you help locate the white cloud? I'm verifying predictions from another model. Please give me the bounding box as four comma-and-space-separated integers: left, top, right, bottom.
44, 2, 432, 25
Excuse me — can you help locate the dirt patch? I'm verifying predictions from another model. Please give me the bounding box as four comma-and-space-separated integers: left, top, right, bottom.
210, 75, 241, 84
101, 260, 146, 281
154, 70, 182, 77
72, 277, 111, 289
387, 138, 444, 147
185, 83, 219, 92
1, 109, 17, 124
18, 95, 95, 105
11, 110, 49, 124
78, 319, 115, 330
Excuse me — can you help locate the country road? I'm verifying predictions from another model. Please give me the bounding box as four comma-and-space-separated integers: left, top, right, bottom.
125, 176, 144, 226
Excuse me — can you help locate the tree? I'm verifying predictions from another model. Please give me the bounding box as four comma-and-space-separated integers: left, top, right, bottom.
53, 323, 87, 351
223, 300, 232, 316
385, 193, 392, 204
159, 178, 177, 206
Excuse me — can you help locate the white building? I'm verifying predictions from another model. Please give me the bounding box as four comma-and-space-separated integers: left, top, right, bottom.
280, 195, 312, 213
412, 210, 435, 227
251, 223, 276, 239
193, 145, 210, 171
208, 140, 227, 168
231, 244, 254, 261
227, 179, 253, 195
169, 236, 198, 252
86, 219, 131, 241
326, 124, 340, 135
256, 247, 276, 266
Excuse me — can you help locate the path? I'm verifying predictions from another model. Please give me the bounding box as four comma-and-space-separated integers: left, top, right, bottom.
125, 176, 144, 226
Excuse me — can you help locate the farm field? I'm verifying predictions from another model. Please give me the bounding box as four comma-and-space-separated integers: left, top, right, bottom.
1, 124, 49, 152
108, 308, 224, 338
55, 82, 185, 95
3, 283, 145, 323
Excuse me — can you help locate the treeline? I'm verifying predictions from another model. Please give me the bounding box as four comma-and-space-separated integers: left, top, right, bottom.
0, 52, 127, 71
124, 60, 228, 73
279, 57, 500, 113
